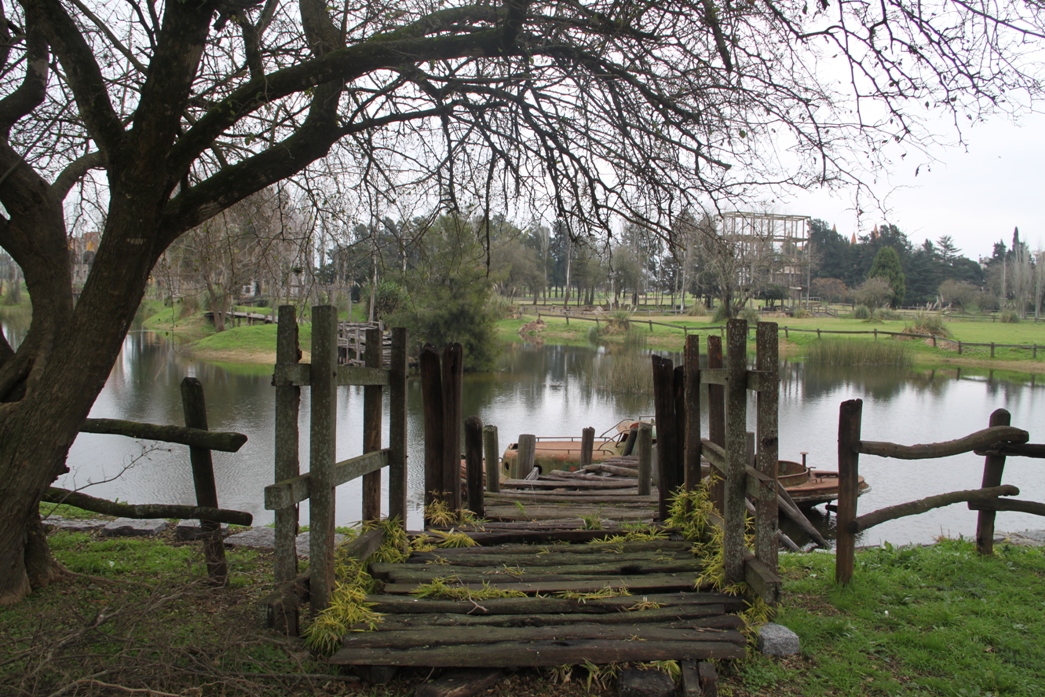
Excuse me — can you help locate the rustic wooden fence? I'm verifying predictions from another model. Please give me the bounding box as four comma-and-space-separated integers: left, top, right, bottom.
781, 326, 1043, 357
45, 377, 251, 585
264, 305, 407, 630
834, 401, 1045, 583
650, 319, 782, 603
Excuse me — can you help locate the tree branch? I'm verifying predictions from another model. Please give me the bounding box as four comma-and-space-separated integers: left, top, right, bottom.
0, 11, 48, 139
53, 151, 105, 201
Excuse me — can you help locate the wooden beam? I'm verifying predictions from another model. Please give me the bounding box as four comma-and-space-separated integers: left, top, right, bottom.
271, 363, 310, 388
42, 487, 252, 525
969, 498, 1045, 517
80, 418, 247, 452
857, 425, 1028, 460
853, 485, 1020, 533
336, 365, 390, 387
363, 327, 383, 523
273, 305, 301, 609
976, 409, 1011, 555
264, 450, 389, 510
836, 399, 862, 585
388, 327, 409, 525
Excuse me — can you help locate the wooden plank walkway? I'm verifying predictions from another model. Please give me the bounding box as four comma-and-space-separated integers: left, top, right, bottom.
328, 535, 748, 669
485, 454, 660, 525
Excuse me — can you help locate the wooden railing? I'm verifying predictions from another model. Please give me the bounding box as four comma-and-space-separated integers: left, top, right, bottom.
834, 401, 1045, 584
45, 377, 251, 585
649, 319, 782, 604
265, 305, 407, 631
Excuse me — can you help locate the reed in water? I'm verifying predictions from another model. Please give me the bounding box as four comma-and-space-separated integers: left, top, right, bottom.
806, 338, 913, 367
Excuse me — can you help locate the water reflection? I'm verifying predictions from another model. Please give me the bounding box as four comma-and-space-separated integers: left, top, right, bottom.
6, 328, 1042, 546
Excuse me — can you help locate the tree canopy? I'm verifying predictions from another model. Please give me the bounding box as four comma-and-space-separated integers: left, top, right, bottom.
0, 0, 1043, 604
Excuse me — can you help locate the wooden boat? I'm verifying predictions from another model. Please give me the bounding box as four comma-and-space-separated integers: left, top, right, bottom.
500, 420, 869, 510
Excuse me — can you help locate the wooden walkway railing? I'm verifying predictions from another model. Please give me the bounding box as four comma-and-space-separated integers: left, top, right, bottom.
834, 401, 1045, 583
45, 377, 251, 585
265, 305, 407, 631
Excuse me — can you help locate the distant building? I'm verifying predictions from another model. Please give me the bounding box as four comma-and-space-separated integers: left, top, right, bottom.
716, 212, 811, 301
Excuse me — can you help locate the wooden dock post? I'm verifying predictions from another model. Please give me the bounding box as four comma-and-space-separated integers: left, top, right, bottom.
637, 423, 653, 496
273, 306, 301, 601
651, 355, 679, 521
673, 365, 687, 489
976, 408, 1011, 555
483, 425, 500, 493
684, 335, 702, 492
755, 322, 779, 572
707, 335, 725, 512
421, 345, 445, 514
389, 327, 408, 525
516, 434, 536, 479
835, 399, 863, 585
442, 343, 464, 512
180, 377, 228, 586
724, 319, 748, 585
363, 327, 383, 522
579, 427, 595, 469
309, 305, 338, 615
465, 416, 485, 517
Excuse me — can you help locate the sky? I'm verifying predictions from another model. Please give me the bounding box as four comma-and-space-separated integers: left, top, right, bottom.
778, 110, 1045, 262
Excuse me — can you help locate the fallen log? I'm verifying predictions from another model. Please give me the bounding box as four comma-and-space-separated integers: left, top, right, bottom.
43, 487, 253, 526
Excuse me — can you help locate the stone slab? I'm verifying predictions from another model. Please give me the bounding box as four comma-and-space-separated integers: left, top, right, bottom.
225, 526, 276, 549
757, 623, 800, 657
617, 668, 676, 697
44, 517, 111, 533
175, 519, 231, 541
998, 529, 1045, 546
101, 518, 171, 538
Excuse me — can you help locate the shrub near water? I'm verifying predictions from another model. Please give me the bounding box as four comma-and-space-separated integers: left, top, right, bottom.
806, 338, 912, 367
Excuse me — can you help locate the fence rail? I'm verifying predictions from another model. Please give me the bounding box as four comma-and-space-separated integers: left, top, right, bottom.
834, 402, 1045, 584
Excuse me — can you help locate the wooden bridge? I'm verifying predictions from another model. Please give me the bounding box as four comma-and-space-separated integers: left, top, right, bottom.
266, 307, 781, 690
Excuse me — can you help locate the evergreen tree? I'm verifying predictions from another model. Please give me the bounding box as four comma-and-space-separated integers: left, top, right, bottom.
869, 246, 906, 307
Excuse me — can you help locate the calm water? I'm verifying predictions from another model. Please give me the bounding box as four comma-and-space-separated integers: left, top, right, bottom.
6, 317, 1045, 546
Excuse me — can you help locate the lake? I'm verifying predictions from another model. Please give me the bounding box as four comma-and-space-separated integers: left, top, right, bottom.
7, 318, 1045, 547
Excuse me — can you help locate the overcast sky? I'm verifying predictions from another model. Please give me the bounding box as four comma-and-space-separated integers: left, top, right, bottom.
778, 110, 1045, 262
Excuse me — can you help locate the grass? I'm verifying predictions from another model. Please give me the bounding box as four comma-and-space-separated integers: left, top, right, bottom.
731, 538, 1045, 696
805, 338, 913, 367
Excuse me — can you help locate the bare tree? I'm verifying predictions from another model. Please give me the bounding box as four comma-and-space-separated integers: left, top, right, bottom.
0, 0, 1042, 603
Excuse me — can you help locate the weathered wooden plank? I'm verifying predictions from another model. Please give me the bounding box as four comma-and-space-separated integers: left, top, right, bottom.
363, 326, 383, 522
365, 590, 743, 615
42, 488, 252, 525
309, 305, 338, 615
375, 609, 745, 630
484, 506, 653, 522
340, 624, 746, 650
651, 354, 678, 521
264, 450, 388, 510
181, 377, 227, 585
421, 345, 445, 511
706, 336, 725, 514
836, 399, 862, 585
442, 343, 464, 511
579, 427, 595, 470
857, 425, 1028, 459
483, 425, 500, 494
700, 368, 727, 386
968, 497, 1045, 516
388, 327, 408, 524
852, 485, 1020, 533
329, 639, 746, 667
500, 478, 638, 490
335, 364, 390, 386
723, 319, 748, 585
273, 306, 301, 604
80, 417, 247, 453
743, 553, 781, 606
465, 416, 485, 517
372, 559, 702, 584
380, 573, 699, 596
415, 670, 504, 697
515, 435, 536, 480
407, 540, 692, 558
754, 322, 779, 576
401, 550, 695, 569
271, 362, 310, 388
685, 334, 702, 492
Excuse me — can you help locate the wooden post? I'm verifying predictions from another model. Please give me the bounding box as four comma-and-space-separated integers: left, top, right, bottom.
724, 319, 748, 585
755, 322, 779, 573
420, 345, 446, 512
516, 434, 536, 479
684, 335, 702, 492
465, 416, 484, 517
442, 343, 464, 512
991, 342, 996, 358
273, 307, 300, 592
976, 408, 1011, 555
388, 327, 408, 526
651, 355, 678, 522
707, 335, 725, 512
363, 327, 383, 522
579, 427, 595, 469
483, 425, 500, 493
835, 399, 863, 585
673, 364, 687, 491
637, 423, 653, 497
309, 305, 338, 615
180, 377, 228, 586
